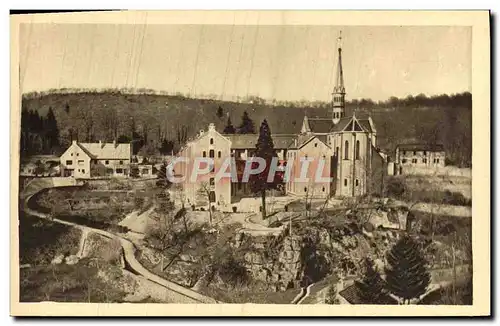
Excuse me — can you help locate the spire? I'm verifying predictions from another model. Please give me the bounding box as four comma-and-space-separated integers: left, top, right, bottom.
332, 30, 346, 124
334, 31, 345, 94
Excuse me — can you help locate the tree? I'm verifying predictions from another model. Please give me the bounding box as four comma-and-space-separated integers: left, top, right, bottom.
223, 117, 236, 134
159, 138, 175, 155
197, 182, 215, 227
249, 120, 282, 219
237, 111, 255, 134
130, 166, 140, 178
156, 162, 171, 189
385, 235, 431, 304
358, 258, 386, 304
216, 106, 224, 119
45, 107, 60, 151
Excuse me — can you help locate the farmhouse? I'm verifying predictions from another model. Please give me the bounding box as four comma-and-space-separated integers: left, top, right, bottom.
394, 143, 446, 175
60, 140, 131, 179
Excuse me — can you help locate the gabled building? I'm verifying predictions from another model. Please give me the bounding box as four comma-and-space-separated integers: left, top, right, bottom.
60, 140, 131, 179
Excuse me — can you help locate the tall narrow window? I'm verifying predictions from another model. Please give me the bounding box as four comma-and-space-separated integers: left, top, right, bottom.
355, 140, 360, 160
335, 147, 339, 158
344, 178, 348, 186
210, 138, 214, 145
218, 151, 221, 158
203, 151, 206, 157
344, 140, 349, 160
209, 150, 214, 158
355, 179, 359, 186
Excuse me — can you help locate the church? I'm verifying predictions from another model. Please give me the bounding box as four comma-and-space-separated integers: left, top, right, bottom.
286, 38, 388, 198
176, 35, 388, 210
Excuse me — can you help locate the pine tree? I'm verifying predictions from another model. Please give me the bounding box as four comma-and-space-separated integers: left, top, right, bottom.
385, 235, 431, 304
358, 258, 386, 304
223, 117, 236, 134
249, 120, 282, 219
238, 111, 255, 134
45, 107, 60, 151
216, 106, 224, 119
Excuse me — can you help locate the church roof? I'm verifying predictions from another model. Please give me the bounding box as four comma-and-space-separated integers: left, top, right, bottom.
307, 118, 334, 134
330, 116, 374, 133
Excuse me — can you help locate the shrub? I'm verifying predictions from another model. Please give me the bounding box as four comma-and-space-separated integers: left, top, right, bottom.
384, 177, 406, 198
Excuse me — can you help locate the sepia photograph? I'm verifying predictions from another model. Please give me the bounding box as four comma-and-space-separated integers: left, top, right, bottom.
10, 10, 490, 316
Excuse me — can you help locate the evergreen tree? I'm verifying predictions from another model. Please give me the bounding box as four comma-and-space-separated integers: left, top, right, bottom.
238, 111, 255, 134
216, 106, 224, 119
358, 258, 386, 304
385, 236, 431, 304
249, 120, 282, 219
45, 107, 60, 151
223, 117, 236, 134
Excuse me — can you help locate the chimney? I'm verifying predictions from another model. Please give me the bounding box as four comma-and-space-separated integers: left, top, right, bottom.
208, 123, 215, 132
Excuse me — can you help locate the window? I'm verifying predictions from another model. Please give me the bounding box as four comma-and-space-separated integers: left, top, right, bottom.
423, 158, 427, 164
71, 153, 73, 156
210, 138, 214, 145
355, 179, 359, 186
423, 151, 427, 156
210, 177, 215, 186
82, 169, 85, 173
344, 140, 349, 159
119, 160, 123, 165
106, 168, 113, 174
209, 191, 216, 203
355, 140, 360, 160
66, 160, 72, 165
344, 178, 348, 186
335, 147, 339, 158
209, 150, 215, 158
413, 151, 417, 155
436, 158, 440, 163
315, 142, 318, 147
322, 187, 325, 192
77, 169, 80, 172
412, 159, 417, 164
218, 151, 221, 158
78, 160, 84, 165
203, 151, 206, 157
116, 168, 123, 173
403, 151, 406, 155
105, 160, 109, 165
76, 153, 79, 156
142, 168, 149, 175
304, 187, 308, 193
402, 159, 407, 163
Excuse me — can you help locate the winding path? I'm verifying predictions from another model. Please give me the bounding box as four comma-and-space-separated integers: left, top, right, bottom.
20, 178, 219, 304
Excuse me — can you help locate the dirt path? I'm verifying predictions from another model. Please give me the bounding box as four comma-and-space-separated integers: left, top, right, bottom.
21, 178, 219, 304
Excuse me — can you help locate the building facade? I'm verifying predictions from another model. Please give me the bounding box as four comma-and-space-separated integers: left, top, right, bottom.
394, 143, 446, 175
175, 34, 388, 208
60, 140, 131, 179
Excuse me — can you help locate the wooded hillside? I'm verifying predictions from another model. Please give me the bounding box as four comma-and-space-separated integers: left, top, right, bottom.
19, 90, 472, 167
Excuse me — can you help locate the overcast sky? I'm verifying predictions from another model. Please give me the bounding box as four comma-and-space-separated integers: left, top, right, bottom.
19, 24, 471, 102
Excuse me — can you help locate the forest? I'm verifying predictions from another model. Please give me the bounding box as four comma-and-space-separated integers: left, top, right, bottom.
20, 90, 472, 167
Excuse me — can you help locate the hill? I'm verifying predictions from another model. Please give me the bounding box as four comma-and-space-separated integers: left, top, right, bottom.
19, 90, 472, 167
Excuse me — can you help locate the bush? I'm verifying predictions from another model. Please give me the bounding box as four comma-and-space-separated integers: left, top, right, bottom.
384, 177, 406, 198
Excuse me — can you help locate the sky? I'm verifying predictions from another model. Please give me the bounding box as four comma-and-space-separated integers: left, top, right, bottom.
19, 24, 471, 102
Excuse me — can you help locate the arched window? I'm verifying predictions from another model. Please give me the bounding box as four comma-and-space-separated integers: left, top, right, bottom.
210, 138, 214, 145
218, 151, 221, 158
322, 187, 325, 192
203, 151, 206, 157
355, 179, 359, 186
209, 149, 215, 158
344, 140, 349, 160
355, 140, 360, 160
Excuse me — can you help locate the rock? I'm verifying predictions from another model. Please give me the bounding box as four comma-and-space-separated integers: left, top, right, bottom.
51, 254, 65, 265
65, 254, 79, 265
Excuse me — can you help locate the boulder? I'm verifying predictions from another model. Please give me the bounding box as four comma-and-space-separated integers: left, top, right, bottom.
51, 254, 65, 265
65, 255, 79, 265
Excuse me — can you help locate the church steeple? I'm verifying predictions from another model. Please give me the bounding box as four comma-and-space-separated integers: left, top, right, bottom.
332, 31, 346, 124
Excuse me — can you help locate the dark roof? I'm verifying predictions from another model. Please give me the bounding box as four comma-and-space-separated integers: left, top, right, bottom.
338, 281, 398, 305
396, 143, 445, 152
308, 118, 334, 134
331, 116, 373, 133
224, 134, 296, 150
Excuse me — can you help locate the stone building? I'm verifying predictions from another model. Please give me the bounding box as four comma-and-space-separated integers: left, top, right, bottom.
394, 143, 446, 175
